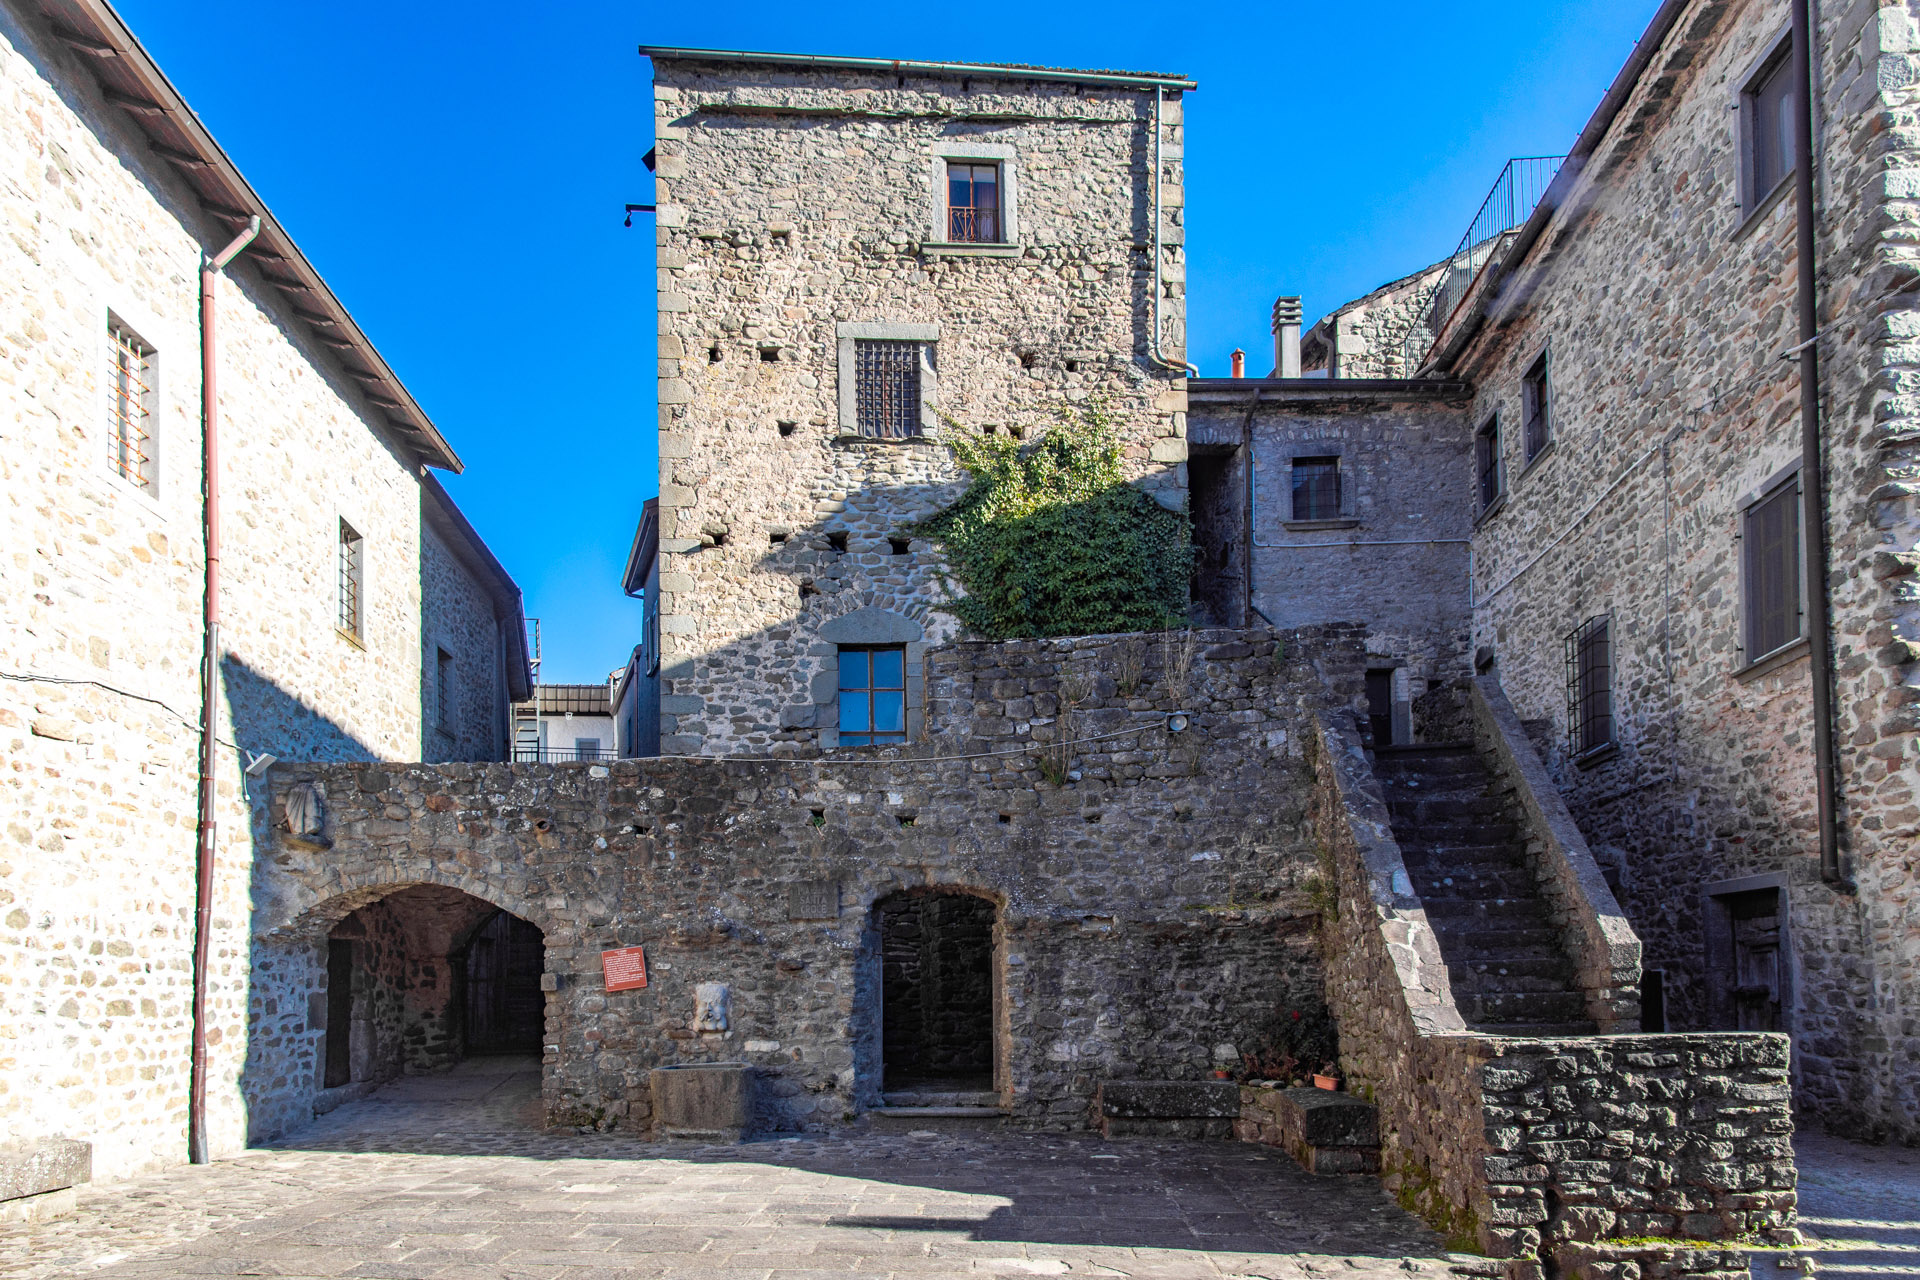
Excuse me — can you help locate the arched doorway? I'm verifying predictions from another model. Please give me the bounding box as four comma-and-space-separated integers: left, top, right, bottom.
876, 890, 998, 1092
320, 885, 546, 1090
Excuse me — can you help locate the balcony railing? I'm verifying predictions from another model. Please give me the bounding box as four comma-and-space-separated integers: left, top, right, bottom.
513, 745, 606, 763
947, 205, 1001, 243
1400, 156, 1566, 374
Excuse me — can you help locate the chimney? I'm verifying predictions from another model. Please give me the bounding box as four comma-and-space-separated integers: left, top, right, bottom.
1272, 295, 1303, 379
1229, 348, 1245, 379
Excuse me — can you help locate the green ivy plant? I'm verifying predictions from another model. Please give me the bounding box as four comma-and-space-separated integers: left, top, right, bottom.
915, 400, 1193, 639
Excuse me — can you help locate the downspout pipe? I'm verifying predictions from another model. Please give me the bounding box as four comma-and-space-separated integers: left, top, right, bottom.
1148, 86, 1197, 377
190, 215, 259, 1166
1790, 3, 1843, 887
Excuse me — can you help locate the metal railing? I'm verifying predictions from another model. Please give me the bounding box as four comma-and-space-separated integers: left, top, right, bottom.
513, 745, 606, 763
947, 205, 1001, 243
1400, 156, 1566, 374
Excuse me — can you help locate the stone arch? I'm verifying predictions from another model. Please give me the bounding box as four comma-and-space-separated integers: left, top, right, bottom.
266, 862, 558, 947
862, 885, 1007, 1104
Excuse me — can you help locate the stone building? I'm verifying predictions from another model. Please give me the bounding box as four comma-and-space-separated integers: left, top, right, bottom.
1212, 0, 1917, 1143
0, 0, 529, 1184
642, 47, 1194, 756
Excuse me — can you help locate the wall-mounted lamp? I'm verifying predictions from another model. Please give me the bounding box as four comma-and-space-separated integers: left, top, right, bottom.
1167, 712, 1191, 733
623, 203, 656, 228
244, 751, 278, 777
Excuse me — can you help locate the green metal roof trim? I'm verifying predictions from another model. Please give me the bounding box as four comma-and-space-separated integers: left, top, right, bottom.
639, 46, 1196, 91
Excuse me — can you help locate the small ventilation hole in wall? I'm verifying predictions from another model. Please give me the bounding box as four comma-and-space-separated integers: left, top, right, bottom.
799, 579, 818, 600
984, 423, 999, 434
998, 813, 1012, 824
1019, 351, 1037, 369
1065, 359, 1080, 373
889, 536, 911, 556
759, 346, 780, 362
827, 531, 848, 554
769, 530, 789, 546
777, 420, 797, 437
1008, 425, 1025, 440
708, 344, 721, 363
810, 808, 825, 826
897, 814, 917, 828
1085, 813, 1101, 823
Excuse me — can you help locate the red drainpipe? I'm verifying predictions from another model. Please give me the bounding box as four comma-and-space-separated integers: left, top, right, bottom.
190, 216, 259, 1166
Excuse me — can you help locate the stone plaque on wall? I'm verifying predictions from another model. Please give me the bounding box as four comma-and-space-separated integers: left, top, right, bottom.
788, 880, 839, 921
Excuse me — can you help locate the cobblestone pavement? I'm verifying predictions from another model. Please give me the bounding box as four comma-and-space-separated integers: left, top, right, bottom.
1793, 1130, 1920, 1279
4, 1058, 1914, 1280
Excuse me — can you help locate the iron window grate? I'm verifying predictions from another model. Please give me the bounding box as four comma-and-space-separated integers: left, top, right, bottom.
108, 323, 153, 486
338, 520, 364, 638
855, 340, 921, 439
1565, 614, 1613, 757
1291, 457, 1341, 521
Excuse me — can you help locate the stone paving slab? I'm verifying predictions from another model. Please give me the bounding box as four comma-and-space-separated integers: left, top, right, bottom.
3, 1060, 1912, 1280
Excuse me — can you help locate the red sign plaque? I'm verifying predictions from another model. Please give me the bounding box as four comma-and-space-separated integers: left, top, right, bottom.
601, 946, 649, 992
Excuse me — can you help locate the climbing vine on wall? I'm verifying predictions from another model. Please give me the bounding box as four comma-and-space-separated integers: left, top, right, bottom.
915, 400, 1193, 640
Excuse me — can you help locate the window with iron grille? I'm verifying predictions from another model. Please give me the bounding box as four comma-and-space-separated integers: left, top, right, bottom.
107, 320, 155, 488
1291, 457, 1341, 521
1743, 475, 1802, 659
1475, 415, 1503, 510
1743, 42, 1794, 214
1521, 352, 1550, 461
947, 161, 1002, 243
838, 645, 907, 746
435, 647, 455, 733
854, 340, 921, 439
338, 520, 364, 639
1565, 615, 1613, 757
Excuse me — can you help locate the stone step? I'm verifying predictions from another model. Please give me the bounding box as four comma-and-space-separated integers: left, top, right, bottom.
869, 1105, 1007, 1118
1396, 821, 1521, 846
881, 1090, 1000, 1109
1431, 926, 1567, 955
1460, 990, 1591, 1024
1388, 796, 1507, 824
1472, 1020, 1600, 1038
1405, 866, 1538, 898
1448, 956, 1578, 991
1419, 897, 1555, 923
1398, 841, 1528, 867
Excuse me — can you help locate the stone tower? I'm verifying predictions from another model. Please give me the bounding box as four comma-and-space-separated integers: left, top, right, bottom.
645, 48, 1194, 755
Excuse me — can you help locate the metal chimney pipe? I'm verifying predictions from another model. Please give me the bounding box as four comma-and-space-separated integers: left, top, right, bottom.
1229, 348, 1245, 378
1272, 296, 1302, 378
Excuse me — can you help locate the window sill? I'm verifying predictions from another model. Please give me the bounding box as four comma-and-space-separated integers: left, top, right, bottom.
1733, 175, 1793, 242
336, 626, 366, 651
1516, 438, 1556, 484
1733, 636, 1809, 683
833, 432, 940, 447
920, 241, 1023, 259
1281, 519, 1360, 532
1474, 492, 1508, 527
1572, 741, 1618, 770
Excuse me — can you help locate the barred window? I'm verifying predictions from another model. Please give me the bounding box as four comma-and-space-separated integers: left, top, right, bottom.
107, 320, 155, 488
338, 520, 364, 639
1291, 456, 1341, 521
1743, 476, 1802, 659
1565, 615, 1613, 757
854, 340, 921, 439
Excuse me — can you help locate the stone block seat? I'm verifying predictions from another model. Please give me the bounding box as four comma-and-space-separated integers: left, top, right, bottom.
0, 1137, 90, 1224
1094, 1079, 1239, 1139
1370, 744, 1597, 1036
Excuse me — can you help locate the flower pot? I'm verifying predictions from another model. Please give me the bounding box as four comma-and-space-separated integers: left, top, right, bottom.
1313, 1073, 1340, 1091
1211, 1069, 1231, 1080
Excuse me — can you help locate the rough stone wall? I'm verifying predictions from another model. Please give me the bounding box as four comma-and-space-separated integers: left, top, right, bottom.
0, 8, 511, 1179
248, 627, 1362, 1138
1450, 0, 1916, 1139
419, 523, 508, 764
650, 55, 1190, 755
1309, 707, 1795, 1272
1187, 384, 1474, 728
1299, 261, 1449, 380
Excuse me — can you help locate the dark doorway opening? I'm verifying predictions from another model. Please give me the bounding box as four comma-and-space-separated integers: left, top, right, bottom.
320, 886, 545, 1090
464, 911, 545, 1053
878, 891, 996, 1090
1187, 448, 1245, 627
1366, 668, 1403, 746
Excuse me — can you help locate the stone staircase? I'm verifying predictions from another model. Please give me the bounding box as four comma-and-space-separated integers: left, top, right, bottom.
1371, 744, 1597, 1036
869, 1081, 1007, 1131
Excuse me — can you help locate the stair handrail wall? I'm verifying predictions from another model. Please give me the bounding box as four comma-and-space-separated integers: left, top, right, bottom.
1468, 677, 1642, 1031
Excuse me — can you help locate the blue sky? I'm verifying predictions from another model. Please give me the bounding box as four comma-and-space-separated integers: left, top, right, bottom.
116, 1, 1661, 682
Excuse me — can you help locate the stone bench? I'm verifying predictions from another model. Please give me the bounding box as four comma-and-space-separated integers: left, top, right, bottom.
1094, 1080, 1239, 1139
0, 1137, 91, 1224
1236, 1085, 1379, 1173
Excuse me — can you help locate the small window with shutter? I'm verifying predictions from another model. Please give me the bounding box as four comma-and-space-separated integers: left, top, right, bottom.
1742, 474, 1802, 661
